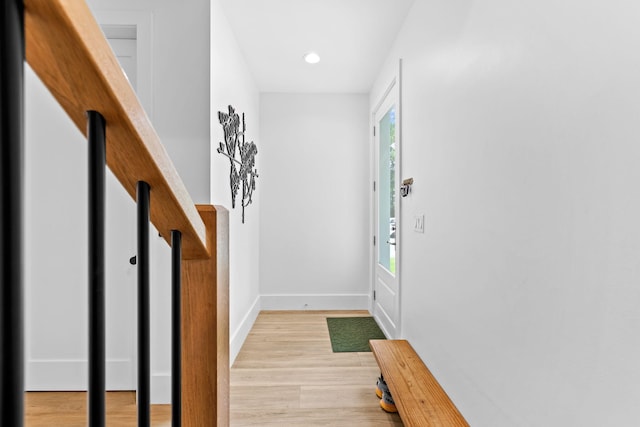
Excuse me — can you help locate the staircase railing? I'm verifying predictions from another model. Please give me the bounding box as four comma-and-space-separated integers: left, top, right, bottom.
1, 0, 229, 425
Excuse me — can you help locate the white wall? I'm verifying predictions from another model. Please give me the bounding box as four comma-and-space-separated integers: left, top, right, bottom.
25, 0, 211, 404
25, 65, 92, 389
211, 0, 261, 364
371, 0, 640, 425
259, 94, 370, 310
88, 0, 211, 204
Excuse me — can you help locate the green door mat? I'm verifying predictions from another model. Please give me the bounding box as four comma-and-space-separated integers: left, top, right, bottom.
326, 317, 386, 352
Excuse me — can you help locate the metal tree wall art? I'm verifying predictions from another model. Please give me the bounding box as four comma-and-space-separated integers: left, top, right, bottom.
217, 105, 258, 223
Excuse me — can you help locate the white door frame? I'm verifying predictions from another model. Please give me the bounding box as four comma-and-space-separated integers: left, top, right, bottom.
94, 10, 154, 120
371, 60, 402, 339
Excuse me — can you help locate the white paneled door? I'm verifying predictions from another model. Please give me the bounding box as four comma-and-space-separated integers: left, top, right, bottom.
372, 77, 401, 338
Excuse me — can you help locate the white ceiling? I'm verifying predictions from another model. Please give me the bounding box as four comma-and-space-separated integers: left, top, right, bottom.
220, 0, 415, 93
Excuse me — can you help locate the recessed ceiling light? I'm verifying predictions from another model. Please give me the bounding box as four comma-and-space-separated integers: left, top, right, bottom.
304, 52, 320, 64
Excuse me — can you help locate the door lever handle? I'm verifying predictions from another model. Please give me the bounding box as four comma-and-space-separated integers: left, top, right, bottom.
386, 241, 396, 246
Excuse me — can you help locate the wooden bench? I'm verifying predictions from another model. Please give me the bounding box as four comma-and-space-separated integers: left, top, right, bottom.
369, 339, 469, 427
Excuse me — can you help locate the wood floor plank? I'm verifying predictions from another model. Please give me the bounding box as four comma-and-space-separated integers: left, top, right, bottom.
299, 385, 380, 409
231, 407, 403, 427
358, 352, 382, 367
231, 386, 301, 410
238, 338, 331, 353
246, 330, 330, 342
233, 350, 365, 369
232, 366, 382, 387
250, 322, 330, 333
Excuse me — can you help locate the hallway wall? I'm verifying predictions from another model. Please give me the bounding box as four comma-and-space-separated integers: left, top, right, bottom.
371, 0, 640, 425
211, 0, 261, 364
259, 94, 370, 310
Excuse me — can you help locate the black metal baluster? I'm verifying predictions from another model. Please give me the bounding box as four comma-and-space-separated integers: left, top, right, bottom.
0, 1, 25, 426
137, 181, 150, 427
171, 230, 182, 427
87, 110, 106, 427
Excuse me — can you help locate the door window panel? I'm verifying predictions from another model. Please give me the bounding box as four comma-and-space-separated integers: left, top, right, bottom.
378, 105, 396, 275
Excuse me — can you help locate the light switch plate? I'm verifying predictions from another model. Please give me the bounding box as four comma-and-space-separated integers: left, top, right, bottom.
414, 214, 425, 233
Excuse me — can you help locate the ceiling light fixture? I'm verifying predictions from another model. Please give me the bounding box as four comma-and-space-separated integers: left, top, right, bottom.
304, 51, 320, 64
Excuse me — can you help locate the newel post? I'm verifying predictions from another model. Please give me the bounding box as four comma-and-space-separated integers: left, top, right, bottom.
181, 205, 229, 426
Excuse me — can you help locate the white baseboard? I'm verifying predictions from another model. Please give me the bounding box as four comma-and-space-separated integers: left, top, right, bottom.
260, 293, 370, 311
230, 296, 260, 366
26, 359, 133, 391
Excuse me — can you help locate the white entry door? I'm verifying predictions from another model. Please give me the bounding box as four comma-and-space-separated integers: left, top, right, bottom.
372, 79, 400, 339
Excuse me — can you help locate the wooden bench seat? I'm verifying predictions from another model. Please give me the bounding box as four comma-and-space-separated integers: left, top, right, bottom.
369, 339, 469, 427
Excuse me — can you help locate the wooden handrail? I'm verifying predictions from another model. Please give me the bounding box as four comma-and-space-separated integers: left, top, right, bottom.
24, 0, 208, 259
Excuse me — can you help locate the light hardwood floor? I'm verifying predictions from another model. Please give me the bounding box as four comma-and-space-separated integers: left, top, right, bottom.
231, 310, 403, 426
25, 310, 401, 426
25, 391, 170, 426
